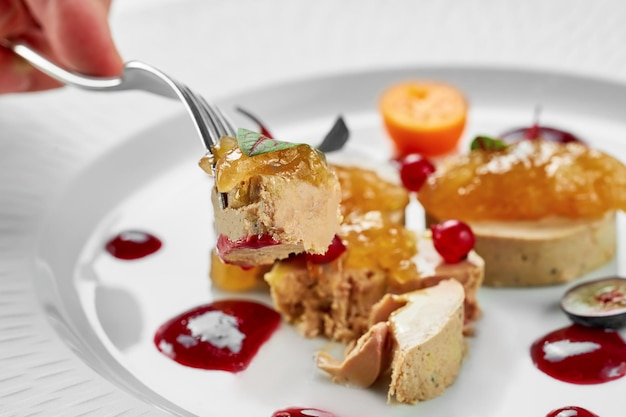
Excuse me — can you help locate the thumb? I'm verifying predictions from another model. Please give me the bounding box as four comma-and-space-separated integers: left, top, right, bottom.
0, 1, 44, 93
26, 0, 123, 76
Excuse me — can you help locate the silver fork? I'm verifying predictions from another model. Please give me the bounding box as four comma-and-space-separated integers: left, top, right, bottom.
2, 41, 236, 153
2, 40, 233, 207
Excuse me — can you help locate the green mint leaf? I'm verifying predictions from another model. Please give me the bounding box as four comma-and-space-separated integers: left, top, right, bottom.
236, 128, 300, 157
470, 135, 508, 151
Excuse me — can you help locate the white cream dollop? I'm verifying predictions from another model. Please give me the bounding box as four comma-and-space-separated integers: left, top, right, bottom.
555, 410, 578, 417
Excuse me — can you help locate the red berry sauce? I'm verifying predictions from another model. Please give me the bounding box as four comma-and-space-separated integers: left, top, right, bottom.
216, 233, 280, 262
546, 406, 599, 417
530, 324, 626, 384
154, 300, 281, 372
272, 408, 338, 417
105, 230, 162, 260
306, 235, 346, 264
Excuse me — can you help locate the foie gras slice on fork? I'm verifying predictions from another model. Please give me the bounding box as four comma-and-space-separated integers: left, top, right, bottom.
199, 130, 342, 267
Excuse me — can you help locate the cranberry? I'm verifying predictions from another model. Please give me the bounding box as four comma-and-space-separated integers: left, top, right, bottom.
306, 235, 346, 264
398, 154, 436, 192
430, 220, 475, 263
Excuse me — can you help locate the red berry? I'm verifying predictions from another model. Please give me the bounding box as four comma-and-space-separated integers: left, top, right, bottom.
306, 235, 346, 264
430, 220, 475, 263
398, 154, 436, 192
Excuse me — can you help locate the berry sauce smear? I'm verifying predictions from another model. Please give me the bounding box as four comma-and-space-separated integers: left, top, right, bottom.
154, 300, 281, 372
105, 230, 162, 260
530, 324, 626, 384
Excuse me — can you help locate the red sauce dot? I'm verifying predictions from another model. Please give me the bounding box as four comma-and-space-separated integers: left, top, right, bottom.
105, 230, 162, 260
546, 406, 599, 417
530, 324, 626, 384
154, 300, 281, 372
272, 408, 338, 417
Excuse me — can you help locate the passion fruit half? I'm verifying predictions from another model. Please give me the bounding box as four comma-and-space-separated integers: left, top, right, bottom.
560, 276, 626, 329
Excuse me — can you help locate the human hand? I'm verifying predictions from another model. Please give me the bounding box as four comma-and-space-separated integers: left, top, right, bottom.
0, 0, 123, 93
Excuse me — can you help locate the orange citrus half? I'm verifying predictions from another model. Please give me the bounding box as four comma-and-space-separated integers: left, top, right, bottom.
379, 81, 468, 157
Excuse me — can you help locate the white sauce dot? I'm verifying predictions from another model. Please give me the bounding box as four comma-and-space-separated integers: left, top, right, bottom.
301, 410, 334, 417
119, 230, 149, 243
543, 339, 600, 362
187, 310, 246, 353
158, 340, 174, 357
176, 334, 198, 348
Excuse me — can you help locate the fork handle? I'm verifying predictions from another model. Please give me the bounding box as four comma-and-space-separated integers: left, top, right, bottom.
2, 40, 124, 91
3, 40, 181, 100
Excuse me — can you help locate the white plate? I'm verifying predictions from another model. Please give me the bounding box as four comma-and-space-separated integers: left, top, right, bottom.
21, 67, 626, 416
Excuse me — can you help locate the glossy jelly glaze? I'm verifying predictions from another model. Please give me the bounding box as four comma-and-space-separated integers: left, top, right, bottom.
418, 140, 626, 221
205, 136, 334, 194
